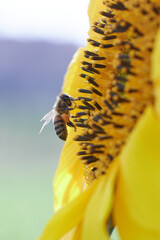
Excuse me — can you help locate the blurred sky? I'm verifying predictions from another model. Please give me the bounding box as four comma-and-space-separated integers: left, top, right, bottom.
0, 0, 90, 45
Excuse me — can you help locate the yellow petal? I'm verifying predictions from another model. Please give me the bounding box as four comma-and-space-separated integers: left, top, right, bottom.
152, 27, 160, 117
62, 49, 83, 97
59, 225, 82, 240
54, 49, 86, 211
72, 222, 83, 240
39, 179, 99, 240
41, 160, 118, 240
88, 0, 104, 25
113, 107, 160, 240
53, 130, 85, 211
82, 159, 119, 240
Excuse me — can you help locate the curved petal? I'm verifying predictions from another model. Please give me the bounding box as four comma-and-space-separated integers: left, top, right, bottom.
59, 225, 82, 240
53, 131, 85, 211
113, 107, 160, 240
40, 160, 118, 240
62, 49, 84, 97
82, 159, 118, 240
152, 27, 160, 117
88, 0, 104, 25
39, 178, 99, 240
72, 223, 83, 240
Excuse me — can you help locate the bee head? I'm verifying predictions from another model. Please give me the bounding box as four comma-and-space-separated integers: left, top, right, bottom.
59, 93, 74, 106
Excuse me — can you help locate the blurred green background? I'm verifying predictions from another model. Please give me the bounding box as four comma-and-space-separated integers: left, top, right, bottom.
0, 40, 77, 240
0, 0, 90, 239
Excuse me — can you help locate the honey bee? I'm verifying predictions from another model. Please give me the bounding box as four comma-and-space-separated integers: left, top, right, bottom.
40, 93, 77, 141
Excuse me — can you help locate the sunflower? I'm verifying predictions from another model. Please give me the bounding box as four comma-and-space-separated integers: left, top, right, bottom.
39, 0, 160, 239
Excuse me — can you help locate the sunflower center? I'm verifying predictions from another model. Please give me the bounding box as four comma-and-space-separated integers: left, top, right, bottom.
72, 0, 160, 183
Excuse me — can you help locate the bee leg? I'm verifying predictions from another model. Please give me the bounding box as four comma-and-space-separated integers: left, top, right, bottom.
67, 107, 75, 111
67, 120, 76, 132
68, 103, 77, 111
73, 102, 77, 109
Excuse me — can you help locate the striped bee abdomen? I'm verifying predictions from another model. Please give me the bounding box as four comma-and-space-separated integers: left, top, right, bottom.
54, 114, 67, 141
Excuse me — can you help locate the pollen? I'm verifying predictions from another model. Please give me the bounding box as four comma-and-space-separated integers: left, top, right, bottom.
73, 0, 160, 183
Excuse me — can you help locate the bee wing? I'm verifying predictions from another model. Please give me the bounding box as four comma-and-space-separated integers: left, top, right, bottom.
39, 109, 56, 133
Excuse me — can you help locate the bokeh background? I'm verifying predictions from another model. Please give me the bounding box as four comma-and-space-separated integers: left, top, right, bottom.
0, 1, 89, 239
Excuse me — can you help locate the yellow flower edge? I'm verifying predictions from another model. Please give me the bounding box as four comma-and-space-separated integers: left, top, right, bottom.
39, 158, 118, 240
113, 107, 160, 240
53, 39, 109, 210
88, 0, 104, 25
152, 27, 160, 118
82, 159, 118, 240
39, 179, 98, 240
53, 49, 86, 211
